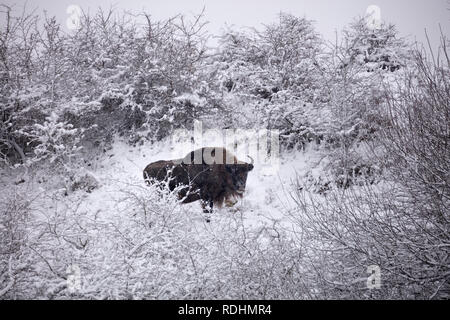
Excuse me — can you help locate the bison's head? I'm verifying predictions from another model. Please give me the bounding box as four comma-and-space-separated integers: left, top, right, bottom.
180, 147, 254, 202
225, 156, 254, 195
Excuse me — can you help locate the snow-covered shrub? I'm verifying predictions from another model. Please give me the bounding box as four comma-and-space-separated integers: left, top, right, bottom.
0, 175, 314, 299
1, 7, 212, 165
24, 112, 82, 167
0, 10, 78, 166
288, 39, 450, 299
380, 39, 450, 215
0, 5, 40, 165
68, 170, 100, 194
342, 19, 407, 72
212, 13, 323, 143
290, 181, 449, 299
307, 18, 410, 190
0, 187, 33, 299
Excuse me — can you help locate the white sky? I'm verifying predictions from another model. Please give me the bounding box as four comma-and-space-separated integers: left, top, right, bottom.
2, 0, 450, 48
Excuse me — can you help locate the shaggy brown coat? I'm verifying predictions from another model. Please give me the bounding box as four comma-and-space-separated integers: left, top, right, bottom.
143, 147, 254, 210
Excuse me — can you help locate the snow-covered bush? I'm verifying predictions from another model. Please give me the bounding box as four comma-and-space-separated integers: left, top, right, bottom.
0, 7, 212, 165
212, 13, 323, 144
0, 177, 313, 299
289, 38, 450, 299
0, 5, 40, 165
68, 169, 99, 193
0, 188, 32, 299
24, 112, 82, 167
380, 38, 450, 215
306, 18, 409, 190
290, 181, 449, 299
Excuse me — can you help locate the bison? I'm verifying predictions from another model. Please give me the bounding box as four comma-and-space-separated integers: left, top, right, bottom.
143, 147, 254, 219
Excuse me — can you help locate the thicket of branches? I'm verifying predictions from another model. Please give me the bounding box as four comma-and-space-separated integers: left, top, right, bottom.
0, 6, 448, 299
290, 37, 450, 299
0, 179, 313, 299
1, 8, 408, 169
0, 6, 214, 168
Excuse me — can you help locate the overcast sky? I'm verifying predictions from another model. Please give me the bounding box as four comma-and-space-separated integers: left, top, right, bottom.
3, 0, 450, 48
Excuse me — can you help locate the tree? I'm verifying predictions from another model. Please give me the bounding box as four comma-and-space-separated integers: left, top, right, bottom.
341, 19, 408, 72
308, 18, 410, 190
213, 13, 323, 148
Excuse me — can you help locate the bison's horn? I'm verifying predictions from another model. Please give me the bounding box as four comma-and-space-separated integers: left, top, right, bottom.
247, 155, 254, 165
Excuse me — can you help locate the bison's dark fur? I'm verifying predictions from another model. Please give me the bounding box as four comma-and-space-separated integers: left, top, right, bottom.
143, 147, 254, 214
